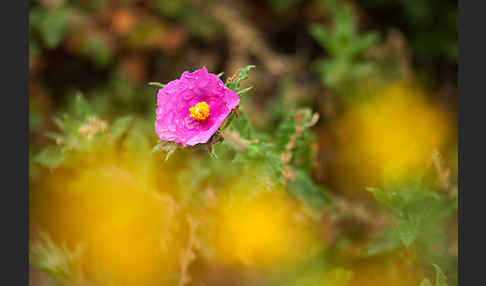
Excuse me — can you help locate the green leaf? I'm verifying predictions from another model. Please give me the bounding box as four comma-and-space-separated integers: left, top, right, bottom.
38, 8, 71, 49
432, 264, 447, 286
228, 108, 255, 140
226, 65, 255, 92
309, 0, 380, 92
420, 264, 448, 286
367, 184, 443, 248
148, 82, 165, 88
30, 232, 83, 283
309, 25, 330, 49
52, 117, 68, 132
275, 109, 316, 149
352, 32, 380, 55
396, 216, 420, 247
236, 86, 253, 96
45, 132, 63, 142
72, 92, 93, 120
366, 187, 394, 204
220, 110, 236, 131
34, 146, 64, 170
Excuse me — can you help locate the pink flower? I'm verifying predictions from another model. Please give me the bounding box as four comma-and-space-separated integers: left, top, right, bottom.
155, 67, 240, 146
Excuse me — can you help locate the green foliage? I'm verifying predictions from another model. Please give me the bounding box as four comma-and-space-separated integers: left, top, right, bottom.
367, 182, 456, 248
30, 6, 71, 49
364, 228, 401, 256
29, 102, 42, 132
366, 181, 457, 284
152, 141, 181, 161
152, 66, 331, 219
86, 0, 107, 13
269, 0, 306, 11
228, 108, 282, 178
272, 252, 352, 286
361, 0, 457, 62
175, 157, 213, 207
150, 67, 332, 221
225, 65, 256, 94
310, 0, 379, 92
148, 82, 165, 88
287, 169, 333, 220
29, 37, 39, 70
156, 0, 185, 16
85, 36, 111, 68
34, 146, 64, 170
432, 264, 448, 286
109, 115, 135, 142
221, 67, 332, 219
71, 92, 93, 120
420, 264, 448, 286
86, 72, 156, 118
30, 232, 84, 284
32, 93, 143, 172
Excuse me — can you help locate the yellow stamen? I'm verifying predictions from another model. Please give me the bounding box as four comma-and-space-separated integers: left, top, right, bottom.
189, 101, 210, 121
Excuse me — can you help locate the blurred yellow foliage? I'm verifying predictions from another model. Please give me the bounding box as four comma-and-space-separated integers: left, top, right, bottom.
289, 268, 353, 286
332, 82, 453, 194
30, 155, 185, 286
212, 183, 321, 269
344, 255, 421, 286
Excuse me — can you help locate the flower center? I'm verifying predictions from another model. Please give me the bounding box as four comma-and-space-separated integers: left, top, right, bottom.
189, 101, 210, 121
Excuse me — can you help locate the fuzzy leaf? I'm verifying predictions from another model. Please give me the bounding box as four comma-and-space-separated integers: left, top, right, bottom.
30, 232, 83, 282
30, 7, 70, 49
228, 108, 255, 140
236, 86, 253, 96
34, 146, 64, 170
396, 216, 420, 247
226, 65, 255, 92
367, 184, 444, 248
287, 169, 331, 220
72, 92, 93, 120
432, 264, 447, 286
309, 25, 330, 49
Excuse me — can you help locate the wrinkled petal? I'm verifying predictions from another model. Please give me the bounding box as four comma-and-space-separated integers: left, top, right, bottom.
155, 67, 239, 146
